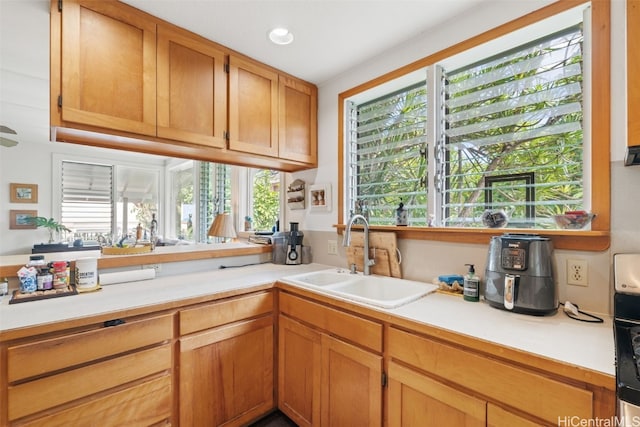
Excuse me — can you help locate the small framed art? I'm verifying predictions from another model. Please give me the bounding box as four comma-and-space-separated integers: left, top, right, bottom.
10, 210, 37, 229
309, 184, 331, 211
10, 183, 38, 203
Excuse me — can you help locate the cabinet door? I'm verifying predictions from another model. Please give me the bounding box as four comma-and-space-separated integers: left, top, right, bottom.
278, 315, 321, 427
388, 361, 485, 427
60, 0, 156, 136
228, 55, 279, 157
157, 25, 227, 148
487, 403, 545, 427
179, 315, 274, 427
278, 76, 317, 164
321, 334, 383, 427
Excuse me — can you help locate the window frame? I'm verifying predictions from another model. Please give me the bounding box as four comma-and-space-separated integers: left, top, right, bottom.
337, 0, 610, 251
53, 153, 163, 241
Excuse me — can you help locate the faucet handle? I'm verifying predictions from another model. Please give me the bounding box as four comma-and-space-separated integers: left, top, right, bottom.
349, 263, 357, 274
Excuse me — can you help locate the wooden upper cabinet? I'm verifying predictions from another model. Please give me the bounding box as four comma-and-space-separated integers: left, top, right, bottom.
157, 25, 227, 148
629, 0, 639, 148
53, 0, 317, 170
59, 0, 157, 136
228, 55, 279, 157
279, 76, 318, 164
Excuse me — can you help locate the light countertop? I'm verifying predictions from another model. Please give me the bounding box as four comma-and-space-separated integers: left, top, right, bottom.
0, 263, 614, 378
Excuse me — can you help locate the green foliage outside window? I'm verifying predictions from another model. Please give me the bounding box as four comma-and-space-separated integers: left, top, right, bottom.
252, 170, 280, 231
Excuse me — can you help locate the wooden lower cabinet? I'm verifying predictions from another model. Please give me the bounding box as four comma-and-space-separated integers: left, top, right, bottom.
278, 293, 384, 427
486, 403, 545, 427
387, 326, 611, 426
3, 313, 173, 426
278, 315, 321, 427
388, 361, 485, 427
388, 361, 542, 427
178, 297, 274, 427
320, 334, 382, 426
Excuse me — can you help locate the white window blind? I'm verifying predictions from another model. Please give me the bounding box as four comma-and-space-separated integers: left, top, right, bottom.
347, 83, 428, 225
61, 161, 113, 234
440, 25, 584, 228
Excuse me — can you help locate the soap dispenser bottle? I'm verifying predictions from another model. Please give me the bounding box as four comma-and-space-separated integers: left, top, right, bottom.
463, 264, 480, 302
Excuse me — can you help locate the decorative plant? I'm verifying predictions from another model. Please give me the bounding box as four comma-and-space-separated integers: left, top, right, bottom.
27, 216, 71, 244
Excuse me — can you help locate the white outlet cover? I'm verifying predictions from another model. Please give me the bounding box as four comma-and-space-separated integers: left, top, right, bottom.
567, 259, 588, 286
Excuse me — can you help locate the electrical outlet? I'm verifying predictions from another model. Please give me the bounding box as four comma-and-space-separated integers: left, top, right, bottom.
144, 264, 161, 274
567, 259, 588, 286
327, 240, 338, 255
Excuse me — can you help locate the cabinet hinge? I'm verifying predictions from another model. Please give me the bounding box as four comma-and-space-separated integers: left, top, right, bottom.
381, 371, 387, 388
58, 0, 62, 12
224, 63, 230, 73
58, 95, 62, 108
224, 131, 229, 141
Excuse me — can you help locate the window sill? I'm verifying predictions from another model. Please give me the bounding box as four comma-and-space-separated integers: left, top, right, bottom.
334, 225, 610, 252
0, 243, 272, 278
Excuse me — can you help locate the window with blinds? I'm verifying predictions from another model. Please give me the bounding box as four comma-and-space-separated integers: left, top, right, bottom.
345, 19, 587, 230
347, 83, 428, 225
440, 25, 584, 228
61, 161, 113, 234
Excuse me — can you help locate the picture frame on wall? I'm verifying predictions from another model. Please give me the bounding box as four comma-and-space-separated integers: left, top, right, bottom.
9, 210, 37, 229
309, 183, 331, 211
10, 183, 38, 203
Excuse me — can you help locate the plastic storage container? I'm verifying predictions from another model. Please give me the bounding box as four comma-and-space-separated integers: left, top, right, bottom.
75, 257, 98, 289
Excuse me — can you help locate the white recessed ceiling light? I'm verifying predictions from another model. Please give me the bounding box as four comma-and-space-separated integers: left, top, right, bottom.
269, 27, 294, 45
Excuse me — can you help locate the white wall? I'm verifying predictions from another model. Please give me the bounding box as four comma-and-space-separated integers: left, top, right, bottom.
1, 0, 638, 313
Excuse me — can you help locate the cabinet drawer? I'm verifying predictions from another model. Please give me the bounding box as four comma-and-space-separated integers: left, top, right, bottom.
16, 374, 172, 427
7, 313, 173, 383
280, 292, 382, 353
8, 344, 171, 421
180, 290, 273, 335
388, 327, 593, 424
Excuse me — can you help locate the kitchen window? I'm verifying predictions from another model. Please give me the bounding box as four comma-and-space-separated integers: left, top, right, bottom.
166, 160, 232, 243
55, 153, 282, 244
54, 155, 160, 241
347, 11, 586, 229
340, 0, 610, 250
60, 160, 114, 236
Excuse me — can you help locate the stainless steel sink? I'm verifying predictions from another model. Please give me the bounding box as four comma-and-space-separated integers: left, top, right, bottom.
282, 269, 437, 309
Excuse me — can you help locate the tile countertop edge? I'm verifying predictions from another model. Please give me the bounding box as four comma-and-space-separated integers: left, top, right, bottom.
1, 263, 615, 387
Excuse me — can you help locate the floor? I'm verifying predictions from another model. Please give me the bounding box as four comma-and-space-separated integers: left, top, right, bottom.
249, 411, 298, 427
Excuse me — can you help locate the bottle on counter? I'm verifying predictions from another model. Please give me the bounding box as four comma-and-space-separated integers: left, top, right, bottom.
28, 256, 48, 292
150, 213, 158, 250
136, 223, 143, 241
28, 255, 46, 269
50, 261, 70, 290
37, 267, 53, 291
463, 264, 481, 302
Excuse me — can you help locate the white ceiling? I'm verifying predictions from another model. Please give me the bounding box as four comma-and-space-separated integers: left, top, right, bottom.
121, 0, 487, 85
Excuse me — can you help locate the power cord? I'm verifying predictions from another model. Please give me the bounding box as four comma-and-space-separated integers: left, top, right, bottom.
560, 301, 604, 323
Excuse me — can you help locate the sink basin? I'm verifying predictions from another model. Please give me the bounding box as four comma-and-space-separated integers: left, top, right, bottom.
286, 270, 358, 287
282, 269, 438, 309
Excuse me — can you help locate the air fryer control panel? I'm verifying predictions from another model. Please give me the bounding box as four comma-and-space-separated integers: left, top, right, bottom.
500, 239, 530, 271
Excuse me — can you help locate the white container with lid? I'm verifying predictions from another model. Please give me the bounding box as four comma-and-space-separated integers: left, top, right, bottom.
75, 257, 98, 289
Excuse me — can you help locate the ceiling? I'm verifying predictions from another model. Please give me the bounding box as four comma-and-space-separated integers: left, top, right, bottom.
121, 0, 487, 85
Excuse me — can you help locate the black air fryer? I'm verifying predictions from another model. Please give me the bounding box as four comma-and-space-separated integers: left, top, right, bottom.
484, 234, 557, 315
